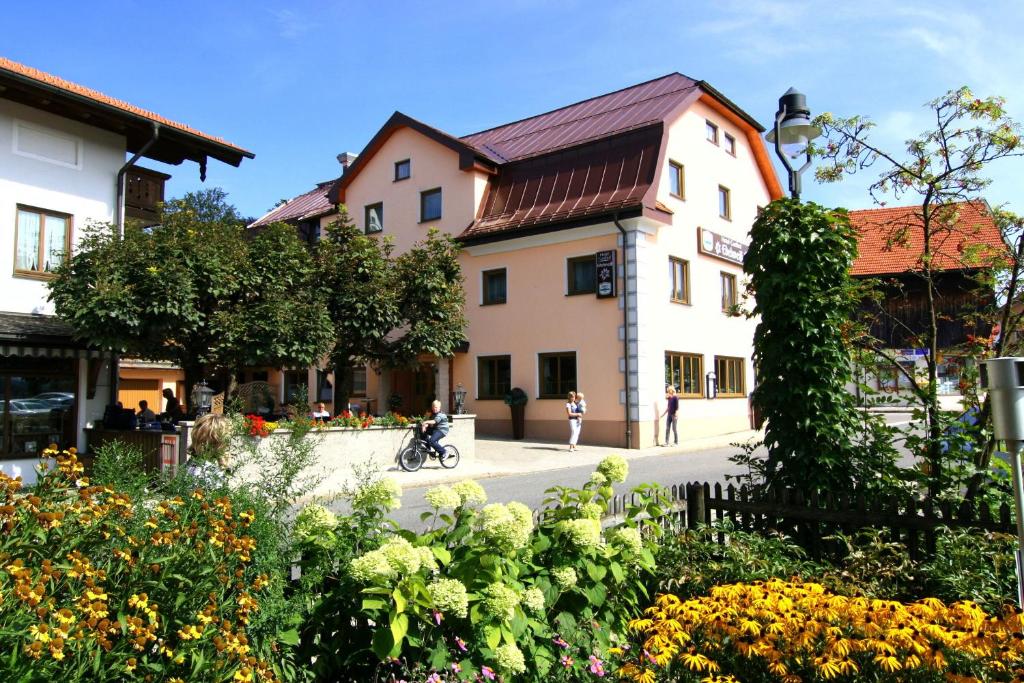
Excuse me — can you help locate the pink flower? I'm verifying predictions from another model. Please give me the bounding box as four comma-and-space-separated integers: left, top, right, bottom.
560, 655, 574, 668
450, 662, 461, 673
455, 636, 468, 652
426, 674, 442, 683
481, 666, 496, 680
588, 655, 605, 677
553, 636, 569, 649
433, 610, 442, 625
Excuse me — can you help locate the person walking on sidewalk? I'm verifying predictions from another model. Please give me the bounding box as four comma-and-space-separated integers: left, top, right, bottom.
566, 391, 582, 451
662, 385, 679, 446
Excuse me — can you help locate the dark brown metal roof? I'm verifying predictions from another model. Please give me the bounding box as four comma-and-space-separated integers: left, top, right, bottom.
249, 179, 338, 228
460, 125, 663, 242
461, 73, 699, 162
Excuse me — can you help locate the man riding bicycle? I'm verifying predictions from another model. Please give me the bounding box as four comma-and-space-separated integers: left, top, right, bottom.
420, 400, 450, 459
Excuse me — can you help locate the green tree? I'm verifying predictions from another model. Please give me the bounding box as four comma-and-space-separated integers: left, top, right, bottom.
315, 211, 399, 407
745, 199, 898, 493
815, 87, 1023, 497
315, 211, 467, 409
49, 188, 333, 403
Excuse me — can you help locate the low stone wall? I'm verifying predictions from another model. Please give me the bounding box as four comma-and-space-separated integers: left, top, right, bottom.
230, 415, 475, 498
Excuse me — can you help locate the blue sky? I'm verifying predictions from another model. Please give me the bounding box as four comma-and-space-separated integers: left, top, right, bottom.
5, 1, 1024, 220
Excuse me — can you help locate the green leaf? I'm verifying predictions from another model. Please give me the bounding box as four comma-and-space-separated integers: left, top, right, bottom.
372, 627, 394, 661
609, 561, 625, 583
432, 546, 452, 565
361, 597, 386, 611
484, 624, 501, 649
390, 612, 409, 656
278, 629, 300, 646
393, 587, 407, 613
586, 564, 607, 582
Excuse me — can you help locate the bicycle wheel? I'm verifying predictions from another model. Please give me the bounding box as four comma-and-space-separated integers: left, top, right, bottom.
399, 445, 424, 472
439, 444, 460, 469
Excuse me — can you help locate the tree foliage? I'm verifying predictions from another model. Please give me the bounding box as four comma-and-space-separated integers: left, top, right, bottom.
49, 188, 333, 401
745, 199, 898, 493
314, 209, 467, 407
814, 86, 1024, 497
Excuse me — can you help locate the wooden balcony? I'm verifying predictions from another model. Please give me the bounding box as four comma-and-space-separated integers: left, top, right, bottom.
124, 165, 171, 226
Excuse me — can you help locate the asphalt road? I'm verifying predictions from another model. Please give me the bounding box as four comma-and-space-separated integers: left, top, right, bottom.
388, 410, 914, 529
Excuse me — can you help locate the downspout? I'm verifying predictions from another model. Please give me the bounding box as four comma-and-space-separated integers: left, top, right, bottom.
109, 122, 160, 405
614, 214, 634, 449
115, 122, 161, 235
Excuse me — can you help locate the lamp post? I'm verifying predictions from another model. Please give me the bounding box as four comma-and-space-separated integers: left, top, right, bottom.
765, 88, 822, 200
454, 382, 467, 415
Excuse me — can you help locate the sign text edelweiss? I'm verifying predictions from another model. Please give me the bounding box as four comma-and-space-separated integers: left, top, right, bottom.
698, 227, 747, 266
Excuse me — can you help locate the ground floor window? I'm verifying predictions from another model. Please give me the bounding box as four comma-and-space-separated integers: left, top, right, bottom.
878, 359, 917, 392
283, 370, 307, 404
937, 355, 970, 395
0, 356, 77, 460
715, 356, 746, 397
666, 351, 703, 397
477, 356, 511, 399
351, 366, 368, 397
539, 352, 577, 398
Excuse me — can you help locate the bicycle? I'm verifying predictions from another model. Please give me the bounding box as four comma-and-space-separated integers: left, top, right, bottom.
398, 425, 460, 472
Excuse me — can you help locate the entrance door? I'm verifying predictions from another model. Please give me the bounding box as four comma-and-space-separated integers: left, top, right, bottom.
390, 366, 436, 417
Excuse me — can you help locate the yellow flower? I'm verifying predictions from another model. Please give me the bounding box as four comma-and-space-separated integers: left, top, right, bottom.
29, 623, 51, 643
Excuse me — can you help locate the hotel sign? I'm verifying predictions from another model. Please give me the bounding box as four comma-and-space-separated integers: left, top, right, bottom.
698, 227, 747, 266
596, 250, 617, 299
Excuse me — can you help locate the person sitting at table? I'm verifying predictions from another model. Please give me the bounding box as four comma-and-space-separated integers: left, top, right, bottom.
160, 388, 184, 422
137, 400, 157, 423
311, 402, 331, 422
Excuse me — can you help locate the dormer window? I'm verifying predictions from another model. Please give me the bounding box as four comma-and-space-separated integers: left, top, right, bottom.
394, 159, 411, 181
365, 202, 383, 233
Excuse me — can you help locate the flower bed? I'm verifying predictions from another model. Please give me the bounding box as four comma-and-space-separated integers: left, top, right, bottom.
0, 446, 285, 682
616, 579, 1024, 682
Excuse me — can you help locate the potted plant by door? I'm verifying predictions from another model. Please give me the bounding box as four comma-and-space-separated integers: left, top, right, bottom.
504, 387, 528, 440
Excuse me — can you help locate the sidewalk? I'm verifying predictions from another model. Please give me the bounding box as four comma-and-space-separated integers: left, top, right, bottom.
387, 428, 764, 489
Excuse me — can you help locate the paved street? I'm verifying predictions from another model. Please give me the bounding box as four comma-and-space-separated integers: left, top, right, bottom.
377, 410, 914, 528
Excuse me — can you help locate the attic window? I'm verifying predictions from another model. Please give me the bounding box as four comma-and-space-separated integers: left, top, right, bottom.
706, 120, 719, 145
394, 159, 410, 181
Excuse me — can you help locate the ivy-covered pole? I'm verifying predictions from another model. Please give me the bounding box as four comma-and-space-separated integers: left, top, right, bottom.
745, 200, 868, 492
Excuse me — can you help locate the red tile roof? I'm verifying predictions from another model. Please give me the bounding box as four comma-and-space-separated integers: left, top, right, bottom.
0, 56, 253, 165
462, 126, 662, 241
461, 73, 700, 162
249, 179, 338, 228
849, 201, 1006, 276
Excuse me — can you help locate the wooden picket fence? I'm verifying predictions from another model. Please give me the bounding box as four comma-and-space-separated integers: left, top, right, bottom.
597, 481, 1016, 562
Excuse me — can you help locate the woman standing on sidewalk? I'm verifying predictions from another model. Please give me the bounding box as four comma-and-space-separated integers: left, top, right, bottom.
566, 391, 582, 451
662, 385, 679, 446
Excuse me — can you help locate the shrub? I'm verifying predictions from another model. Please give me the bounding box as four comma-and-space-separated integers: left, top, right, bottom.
654, 522, 826, 598
293, 456, 669, 682
616, 579, 1024, 682
0, 447, 287, 682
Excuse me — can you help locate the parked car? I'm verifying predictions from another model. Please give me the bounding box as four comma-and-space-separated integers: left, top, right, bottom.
9, 399, 52, 415
34, 392, 74, 408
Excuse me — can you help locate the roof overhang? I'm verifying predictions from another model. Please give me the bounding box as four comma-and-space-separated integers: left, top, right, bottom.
334, 112, 498, 203
0, 64, 254, 168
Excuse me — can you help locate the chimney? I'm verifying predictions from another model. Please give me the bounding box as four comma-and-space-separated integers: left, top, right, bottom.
337, 152, 358, 173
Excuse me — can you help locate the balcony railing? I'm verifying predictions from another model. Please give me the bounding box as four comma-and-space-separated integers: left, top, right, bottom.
124, 166, 170, 226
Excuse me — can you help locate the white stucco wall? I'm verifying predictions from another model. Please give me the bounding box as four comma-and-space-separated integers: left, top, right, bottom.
0, 99, 124, 314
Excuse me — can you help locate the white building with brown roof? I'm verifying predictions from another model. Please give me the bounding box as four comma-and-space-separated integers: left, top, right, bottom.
0, 56, 252, 482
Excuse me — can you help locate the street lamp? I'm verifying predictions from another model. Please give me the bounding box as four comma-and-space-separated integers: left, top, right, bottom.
191, 379, 215, 417
454, 383, 467, 415
765, 87, 822, 200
